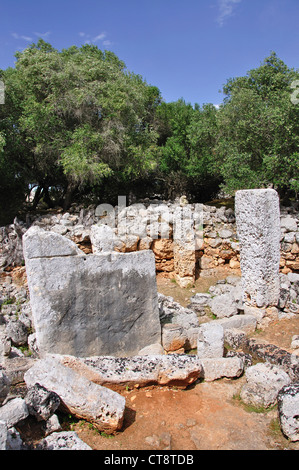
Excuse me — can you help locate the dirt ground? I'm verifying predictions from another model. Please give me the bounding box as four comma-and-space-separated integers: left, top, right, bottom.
9, 266, 299, 451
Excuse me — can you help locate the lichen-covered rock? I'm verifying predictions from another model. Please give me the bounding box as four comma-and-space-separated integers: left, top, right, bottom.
277, 383, 299, 442
0, 370, 11, 405
240, 363, 291, 408
38, 431, 92, 450
59, 353, 203, 389
24, 355, 126, 433
25, 383, 61, 421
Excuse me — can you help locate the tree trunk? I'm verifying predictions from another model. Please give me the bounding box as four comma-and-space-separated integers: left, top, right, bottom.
63, 183, 78, 211
31, 186, 43, 210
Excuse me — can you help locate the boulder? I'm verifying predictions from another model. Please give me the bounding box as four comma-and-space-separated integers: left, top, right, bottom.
38, 431, 92, 450
197, 322, 224, 358
25, 383, 61, 421
162, 324, 187, 353
200, 357, 244, 382
23, 226, 81, 259
210, 293, 238, 318
0, 397, 29, 428
240, 363, 291, 408
24, 355, 126, 433
277, 383, 299, 442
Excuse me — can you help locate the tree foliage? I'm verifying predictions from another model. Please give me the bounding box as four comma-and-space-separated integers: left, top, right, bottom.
0, 40, 161, 213
215, 52, 299, 197
0, 46, 298, 224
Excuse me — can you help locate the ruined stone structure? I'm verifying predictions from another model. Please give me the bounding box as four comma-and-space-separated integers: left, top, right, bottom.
1, 198, 299, 287
23, 226, 161, 357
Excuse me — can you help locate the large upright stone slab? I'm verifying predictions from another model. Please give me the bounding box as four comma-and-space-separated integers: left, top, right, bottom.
23, 227, 161, 357
235, 189, 280, 307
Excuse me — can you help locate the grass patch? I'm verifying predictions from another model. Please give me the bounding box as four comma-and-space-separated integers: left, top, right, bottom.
232, 392, 277, 414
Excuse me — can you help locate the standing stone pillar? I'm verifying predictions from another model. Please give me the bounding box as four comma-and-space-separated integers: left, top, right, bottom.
235, 189, 281, 308
173, 206, 196, 288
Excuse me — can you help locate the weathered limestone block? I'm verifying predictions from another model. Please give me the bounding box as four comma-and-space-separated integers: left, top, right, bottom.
243, 338, 299, 382
235, 189, 281, 308
90, 224, 116, 253
197, 322, 224, 358
0, 370, 11, 405
162, 324, 187, 353
23, 226, 82, 259
200, 357, 244, 382
23, 227, 161, 357
152, 238, 173, 259
216, 314, 257, 334
0, 421, 7, 450
39, 431, 92, 450
0, 398, 29, 428
277, 383, 299, 442
240, 363, 291, 408
173, 207, 197, 287
210, 293, 238, 318
25, 383, 61, 421
57, 353, 203, 389
24, 355, 126, 433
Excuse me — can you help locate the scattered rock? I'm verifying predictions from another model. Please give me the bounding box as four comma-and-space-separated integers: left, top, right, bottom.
277, 383, 299, 442
240, 363, 291, 408
197, 322, 224, 358
25, 383, 60, 421
38, 431, 92, 450
0, 397, 29, 428
24, 355, 126, 433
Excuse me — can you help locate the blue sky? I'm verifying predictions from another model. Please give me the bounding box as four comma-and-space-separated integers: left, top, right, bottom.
1, 0, 299, 107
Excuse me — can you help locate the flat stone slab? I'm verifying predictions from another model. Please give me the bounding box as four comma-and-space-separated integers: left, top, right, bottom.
215, 314, 257, 334
59, 353, 203, 389
200, 357, 244, 382
235, 189, 281, 308
24, 355, 126, 433
23, 227, 161, 357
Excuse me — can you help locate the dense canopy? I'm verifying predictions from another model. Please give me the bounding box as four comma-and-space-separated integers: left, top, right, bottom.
0, 43, 298, 224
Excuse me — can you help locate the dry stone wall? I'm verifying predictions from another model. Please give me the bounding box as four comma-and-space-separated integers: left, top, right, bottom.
0, 198, 298, 285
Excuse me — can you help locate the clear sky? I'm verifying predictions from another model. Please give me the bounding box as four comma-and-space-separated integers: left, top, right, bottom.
1, 0, 299, 107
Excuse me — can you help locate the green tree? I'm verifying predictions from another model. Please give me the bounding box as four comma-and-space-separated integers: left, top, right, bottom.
215, 52, 299, 198
155, 100, 220, 199
0, 40, 162, 212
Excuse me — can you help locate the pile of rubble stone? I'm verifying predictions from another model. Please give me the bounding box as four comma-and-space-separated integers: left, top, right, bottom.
0, 191, 299, 449
0, 269, 299, 449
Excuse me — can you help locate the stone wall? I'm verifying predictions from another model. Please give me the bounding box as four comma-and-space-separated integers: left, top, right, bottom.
0, 199, 298, 285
